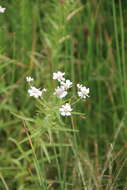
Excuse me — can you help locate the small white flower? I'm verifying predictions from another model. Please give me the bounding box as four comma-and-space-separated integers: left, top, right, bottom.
0, 6, 6, 13
59, 103, 72, 116
60, 79, 72, 90
28, 86, 42, 98
77, 83, 83, 89
54, 86, 67, 99
42, 88, 47, 92
26, 76, 34, 82
77, 84, 90, 99
53, 71, 65, 82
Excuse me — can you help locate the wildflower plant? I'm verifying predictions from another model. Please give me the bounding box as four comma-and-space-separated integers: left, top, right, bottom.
1, 0, 127, 189
26, 71, 90, 117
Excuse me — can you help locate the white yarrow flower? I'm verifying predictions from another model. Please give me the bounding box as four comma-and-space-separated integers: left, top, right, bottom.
77, 84, 90, 99
60, 79, 72, 90
26, 76, 34, 82
28, 86, 42, 98
54, 86, 67, 99
59, 103, 72, 116
0, 6, 6, 13
53, 71, 65, 82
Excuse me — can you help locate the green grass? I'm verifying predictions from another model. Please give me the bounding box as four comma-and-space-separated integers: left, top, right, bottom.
0, 0, 127, 189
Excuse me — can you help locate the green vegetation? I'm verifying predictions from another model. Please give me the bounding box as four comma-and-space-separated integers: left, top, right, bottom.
0, 0, 127, 189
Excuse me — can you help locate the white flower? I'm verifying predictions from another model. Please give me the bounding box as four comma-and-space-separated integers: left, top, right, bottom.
54, 86, 67, 99
77, 84, 90, 99
0, 6, 6, 13
42, 88, 47, 92
59, 103, 72, 116
77, 84, 83, 89
60, 79, 72, 90
53, 71, 65, 82
28, 86, 42, 98
26, 76, 34, 82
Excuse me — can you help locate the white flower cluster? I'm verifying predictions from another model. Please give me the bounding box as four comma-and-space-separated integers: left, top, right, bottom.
53, 71, 90, 116
53, 71, 72, 99
26, 76, 34, 82
77, 84, 90, 99
26, 76, 46, 98
59, 103, 72, 116
0, 6, 6, 13
53, 71, 73, 116
26, 71, 90, 117
53, 71, 65, 82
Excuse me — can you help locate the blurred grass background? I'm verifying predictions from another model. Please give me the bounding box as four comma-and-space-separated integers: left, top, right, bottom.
0, 0, 127, 189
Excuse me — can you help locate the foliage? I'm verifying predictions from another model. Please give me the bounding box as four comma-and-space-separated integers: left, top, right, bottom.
0, 0, 127, 189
